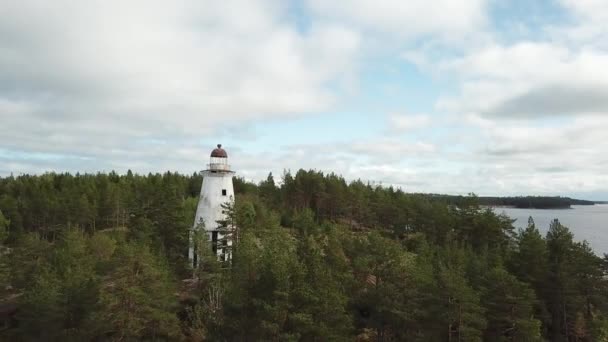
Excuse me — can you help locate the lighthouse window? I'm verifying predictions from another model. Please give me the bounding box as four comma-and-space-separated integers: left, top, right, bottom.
211, 231, 218, 254
222, 189, 227, 196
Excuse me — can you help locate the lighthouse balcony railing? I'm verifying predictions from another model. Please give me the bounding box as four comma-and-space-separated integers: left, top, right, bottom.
207, 163, 231, 171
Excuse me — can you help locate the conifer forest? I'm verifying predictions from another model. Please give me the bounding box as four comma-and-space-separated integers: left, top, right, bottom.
0, 170, 607, 341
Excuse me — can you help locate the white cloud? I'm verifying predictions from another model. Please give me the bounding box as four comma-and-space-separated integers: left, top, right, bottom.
401, 0, 608, 120
0, 0, 360, 157
560, 0, 608, 21
306, 0, 488, 39
430, 42, 608, 118
548, 0, 608, 50
388, 113, 432, 132
454, 113, 608, 194
349, 138, 436, 159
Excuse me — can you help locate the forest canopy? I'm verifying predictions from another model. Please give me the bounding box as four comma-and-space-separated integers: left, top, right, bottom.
0, 170, 607, 341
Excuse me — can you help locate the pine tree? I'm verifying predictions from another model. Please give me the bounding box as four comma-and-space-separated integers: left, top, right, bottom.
13, 230, 101, 340
545, 219, 582, 341
94, 242, 182, 340
350, 232, 419, 341
421, 246, 487, 342
259, 172, 280, 209
436, 263, 487, 342
9, 233, 52, 290
222, 225, 299, 341
288, 228, 352, 340
0, 210, 9, 297
0, 194, 23, 240
509, 216, 551, 332
216, 200, 238, 261
16, 265, 63, 340
482, 266, 542, 341
0, 210, 9, 243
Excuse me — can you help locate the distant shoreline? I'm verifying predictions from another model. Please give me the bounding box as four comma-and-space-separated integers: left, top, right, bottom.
423, 194, 602, 210
486, 205, 574, 210
490, 203, 608, 210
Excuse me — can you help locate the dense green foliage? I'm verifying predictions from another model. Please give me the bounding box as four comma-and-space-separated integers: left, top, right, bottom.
0, 170, 607, 341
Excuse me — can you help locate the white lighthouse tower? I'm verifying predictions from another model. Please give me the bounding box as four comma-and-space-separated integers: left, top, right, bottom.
190, 144, 235, 265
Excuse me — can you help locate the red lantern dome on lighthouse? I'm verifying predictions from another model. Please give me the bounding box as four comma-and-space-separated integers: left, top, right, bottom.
208, 144, 232, 172
210, 144, 227, 158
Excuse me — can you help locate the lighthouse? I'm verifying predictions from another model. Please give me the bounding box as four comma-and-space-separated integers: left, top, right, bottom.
190, 144, 235, 265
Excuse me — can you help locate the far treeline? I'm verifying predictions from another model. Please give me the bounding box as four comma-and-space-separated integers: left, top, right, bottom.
423, 194, 598, 209
0, 170, 607, 341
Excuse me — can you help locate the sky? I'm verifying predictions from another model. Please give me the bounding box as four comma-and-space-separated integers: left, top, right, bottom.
1, 0, 608, 200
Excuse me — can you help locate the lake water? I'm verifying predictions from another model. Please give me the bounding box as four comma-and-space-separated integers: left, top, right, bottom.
493, 205, 608, 256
